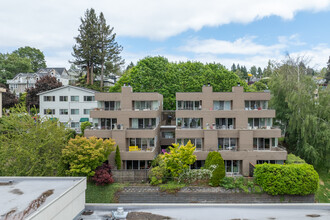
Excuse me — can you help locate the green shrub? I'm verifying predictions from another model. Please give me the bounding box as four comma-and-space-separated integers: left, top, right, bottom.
115, 145, 121, 169
148, 166, 166, 185
220, 177, 235, 189
286, 153, 306, 164
254, 163, 319, 195
159, 181, 186, 193
80, 121, 92, 135
178, 168, 212, 184
205, 152, 225, 186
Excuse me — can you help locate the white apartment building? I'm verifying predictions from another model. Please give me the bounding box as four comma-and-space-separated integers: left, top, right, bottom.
38, 85, 97, 132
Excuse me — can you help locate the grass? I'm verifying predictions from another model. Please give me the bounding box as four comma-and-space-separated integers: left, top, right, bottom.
315, 170, 330, 203
85, 182, 126, 203
159, 181, 186, 193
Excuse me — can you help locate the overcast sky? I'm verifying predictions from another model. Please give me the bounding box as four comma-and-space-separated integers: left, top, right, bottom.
1, 0, 330, 70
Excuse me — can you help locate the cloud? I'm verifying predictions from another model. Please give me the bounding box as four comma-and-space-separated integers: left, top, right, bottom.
180, 36, 285, 55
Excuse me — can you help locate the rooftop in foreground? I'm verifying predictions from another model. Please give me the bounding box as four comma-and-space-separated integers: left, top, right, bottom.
0, 177, 86, 220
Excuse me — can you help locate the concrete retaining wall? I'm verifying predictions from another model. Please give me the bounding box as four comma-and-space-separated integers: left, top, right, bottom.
118, 188, 314, 203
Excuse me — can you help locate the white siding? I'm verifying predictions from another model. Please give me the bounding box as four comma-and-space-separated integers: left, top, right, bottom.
39, 86, 97, 132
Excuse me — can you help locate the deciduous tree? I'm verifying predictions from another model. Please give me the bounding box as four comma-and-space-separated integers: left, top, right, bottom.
61, 136, 115, 176
13, 46, 46, 72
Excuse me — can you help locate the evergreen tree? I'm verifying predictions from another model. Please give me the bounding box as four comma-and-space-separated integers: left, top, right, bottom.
231, 63, 236, 72
250, 66, 257, 76
257, 67, 263, 77
72, 8, 99, 85
115, 145, 121, 169
97, 12, 124, 90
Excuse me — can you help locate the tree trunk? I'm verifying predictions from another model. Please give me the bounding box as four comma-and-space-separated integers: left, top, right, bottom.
100, 60, 104, 90
86, 65, 90, 85
91, 65, 94, 85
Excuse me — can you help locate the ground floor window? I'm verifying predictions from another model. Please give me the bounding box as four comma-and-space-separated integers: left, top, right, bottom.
124, 160, 151, 170
176, 138, 202, 150
71, 122, 80, 128
257, 160, 284, 164
191, 160, 205, 169
224, 160, 242, 174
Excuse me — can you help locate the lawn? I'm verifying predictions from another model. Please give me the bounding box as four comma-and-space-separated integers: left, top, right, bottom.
86, 182, 126, 203
315, 170, 330, 203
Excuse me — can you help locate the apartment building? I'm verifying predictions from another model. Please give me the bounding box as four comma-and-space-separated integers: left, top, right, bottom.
175, 85, 287, 176
85, 85, 163, 169
85, 84, 287, 176
38, 85, 97, 132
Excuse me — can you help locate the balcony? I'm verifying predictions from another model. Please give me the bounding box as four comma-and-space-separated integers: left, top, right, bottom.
126, 146, 156, 152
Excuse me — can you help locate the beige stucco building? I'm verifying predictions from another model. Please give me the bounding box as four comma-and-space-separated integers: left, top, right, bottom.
85, 85, 287, 176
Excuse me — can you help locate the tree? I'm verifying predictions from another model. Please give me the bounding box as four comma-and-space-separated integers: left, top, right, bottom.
115, 145, 121, 169
162, 140, 197, 177
0, 105, 70, 176
250, 66, 257, 76
231, 63, 236, 72
61, 136, 115, 176
0, 84, 18, 108
98, 12, 124, 90
270, 56, 330, 171
257, 67, 263, 77
92, 163, 114, 185
13, 46, 46, 72
26, 75, 62, 110
0, 53, 33, 84
80, 121, 92, 135
325, 56, 330, 84
110, 56, 248, 110
72, 8, 99, 85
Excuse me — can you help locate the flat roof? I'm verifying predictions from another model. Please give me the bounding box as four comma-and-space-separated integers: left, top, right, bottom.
0, 177, 84, 219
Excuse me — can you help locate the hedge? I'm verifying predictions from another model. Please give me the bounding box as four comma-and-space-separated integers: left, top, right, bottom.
204, 151, 225, 186
254, 163, 319, 195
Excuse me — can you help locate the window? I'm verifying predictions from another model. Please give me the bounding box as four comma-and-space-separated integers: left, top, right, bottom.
128, 138, 155, 151
131, 118, 157, 129
216, 118, 235, 129
218, 138, 237, 150
177, 138, 203, 150
272, 138, 278, 147
59, 109, 68, 115
133, 101, 159, 110
71, 122, 80, 128
162, 132, 175, 139
44, 109, 55, 115
245, 100, 268, 110
100, 118, 117, 130
104, 101, 120, 110
177, 101, 201, 110
253, 138, 271, 150
83, 109, 91, 115
213, 101, 231, 110
84, 96, 95, 101
177, 118, 202, 129
124, 160, 151, 170
191, 160, 205, 169
71, 96, 79, 102
248, 118, 272, 129
71, 109, 79, 115
60, 96, 68, 101
224, 160, 241, 174
44, 96, 55, 102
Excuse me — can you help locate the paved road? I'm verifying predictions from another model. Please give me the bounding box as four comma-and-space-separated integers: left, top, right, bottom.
85, 203, 330, 220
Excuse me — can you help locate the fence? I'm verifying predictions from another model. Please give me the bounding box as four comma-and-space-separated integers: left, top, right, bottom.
112, 169, 149, 183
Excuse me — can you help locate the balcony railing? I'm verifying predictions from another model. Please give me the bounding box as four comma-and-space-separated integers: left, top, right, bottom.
216, 125, 235, 130
127, 146, 156, 152
218, 146, 237, 151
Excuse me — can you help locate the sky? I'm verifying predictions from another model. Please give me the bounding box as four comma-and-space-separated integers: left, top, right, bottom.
1, 0, 330, 71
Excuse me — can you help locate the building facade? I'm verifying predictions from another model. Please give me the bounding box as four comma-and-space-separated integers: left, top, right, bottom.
85, 85, 287, 176
38, 85, 97, 132
85, 85, 163, 169
7, 68, 69, 94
